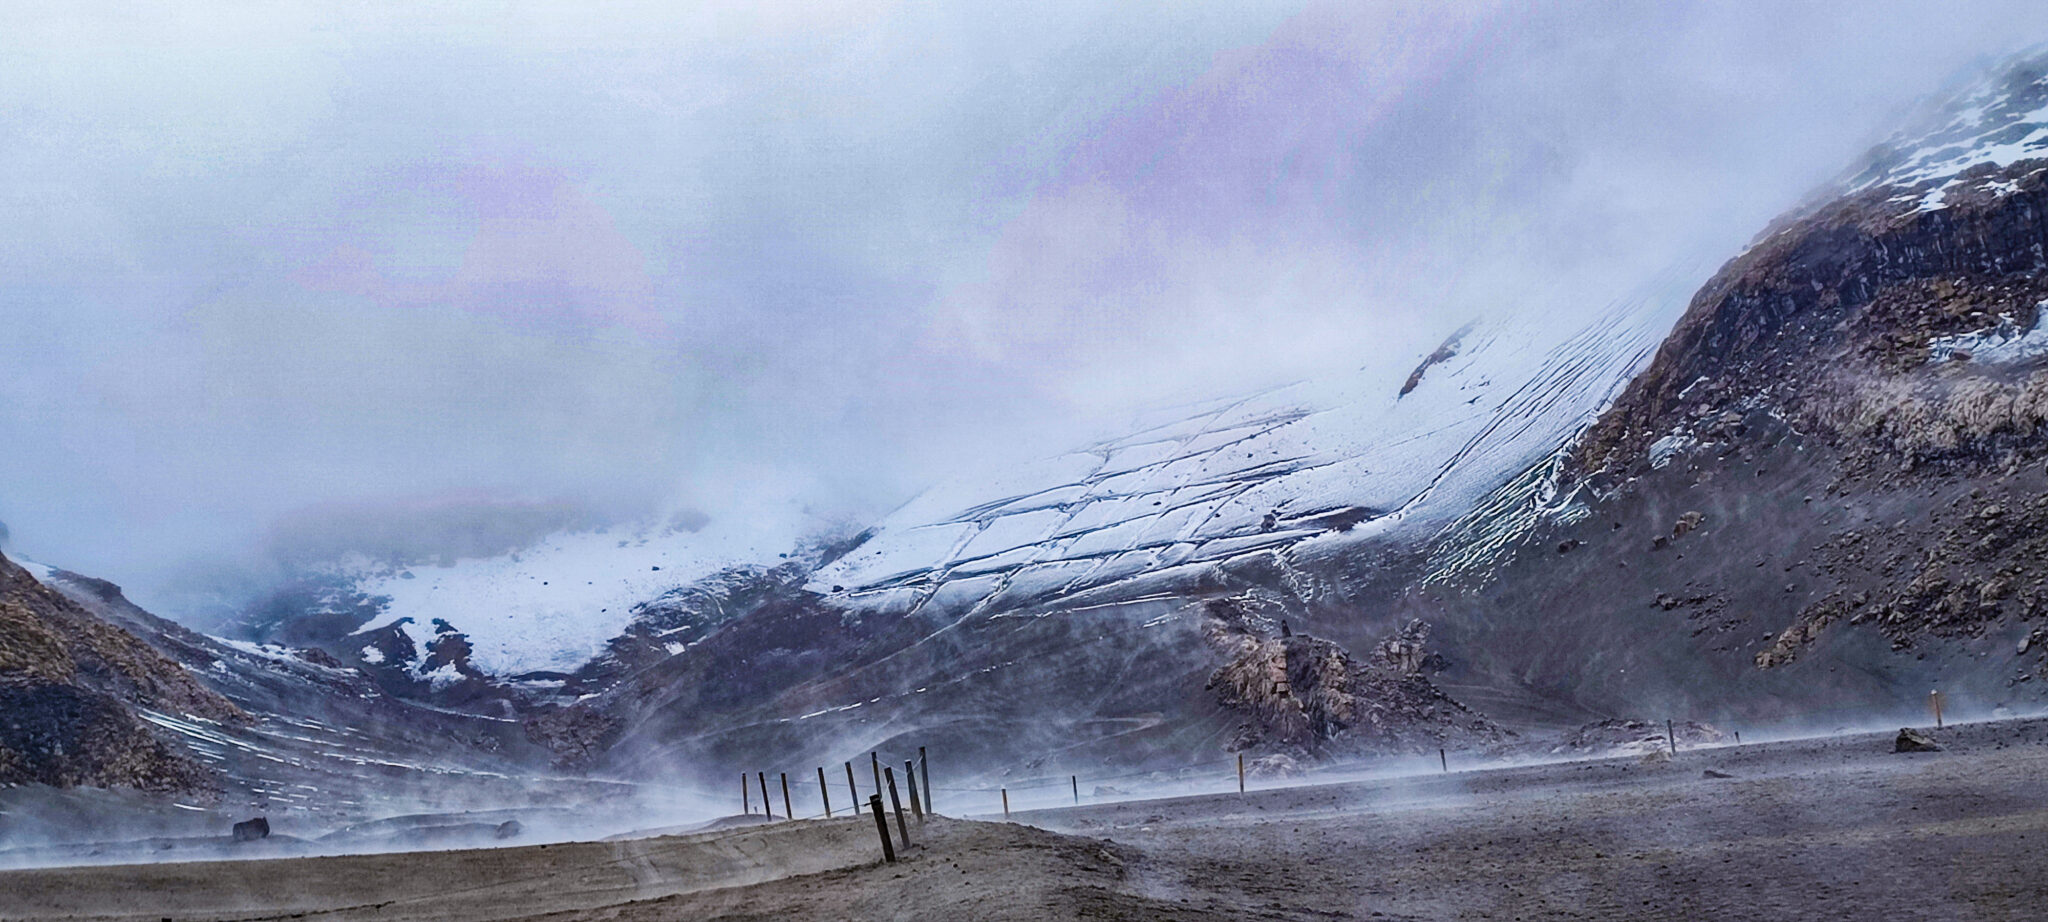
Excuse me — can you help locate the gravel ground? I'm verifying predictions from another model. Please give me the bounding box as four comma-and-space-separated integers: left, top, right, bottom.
5, 717, 2048, 921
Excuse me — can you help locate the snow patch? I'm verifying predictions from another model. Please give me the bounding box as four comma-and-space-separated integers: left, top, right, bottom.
13, 558, 55, 584
1926, 305, 2048, 364
348, 502, 813, 676
1846, 46, 2048, 197
1648, 433, 1696, 469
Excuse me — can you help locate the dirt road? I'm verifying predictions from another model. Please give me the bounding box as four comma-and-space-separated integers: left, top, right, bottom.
6, 718, 2048, 920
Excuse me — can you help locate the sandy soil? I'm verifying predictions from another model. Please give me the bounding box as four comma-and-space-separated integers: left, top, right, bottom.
6, 717, 2048, 921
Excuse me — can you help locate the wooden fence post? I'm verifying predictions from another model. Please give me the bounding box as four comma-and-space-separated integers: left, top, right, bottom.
742, 772, 750, 814
1932, 689, 1945, 729
1666, 719, 1677, 755
846, 761, 859, 809
1237, 753, 1245, 794
1439, 748, 1447, 773
920, 746, 932, 814
781, 772, 793, 820
884, 767, 911, 850
1001, 788, 1010, 819
1072, 775, 1079, 804
759, 772, 774, 819
871, 752, 881, 802
868, 794, 895, 862
819, 766, 833, 818
904, 760, 924, 821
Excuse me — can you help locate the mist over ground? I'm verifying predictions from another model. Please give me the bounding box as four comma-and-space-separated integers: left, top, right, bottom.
6, 1, 2048, 616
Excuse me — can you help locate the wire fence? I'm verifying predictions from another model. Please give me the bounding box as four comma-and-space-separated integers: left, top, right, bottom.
731, 683, 1967, 827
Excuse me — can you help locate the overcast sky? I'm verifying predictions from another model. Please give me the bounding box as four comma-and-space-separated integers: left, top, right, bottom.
6, 1, 2048, 609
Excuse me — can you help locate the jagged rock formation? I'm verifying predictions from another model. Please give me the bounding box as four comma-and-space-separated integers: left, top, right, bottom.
1203, 599, 1505, 756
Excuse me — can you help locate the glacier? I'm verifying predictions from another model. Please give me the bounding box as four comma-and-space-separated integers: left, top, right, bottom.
808, 276, 1699, 621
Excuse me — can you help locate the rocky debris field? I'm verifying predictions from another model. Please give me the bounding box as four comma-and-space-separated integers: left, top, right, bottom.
9, 714, 2048, 920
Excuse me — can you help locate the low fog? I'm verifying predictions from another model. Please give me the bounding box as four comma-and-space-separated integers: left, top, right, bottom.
6, 1, 2048, 614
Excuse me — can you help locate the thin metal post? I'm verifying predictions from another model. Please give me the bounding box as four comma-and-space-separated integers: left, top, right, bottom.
1237, 753, 1245, 794
781, 772, 793, 820
1072, 775, 1079, 804
759, 772, 774, 819
819, 766, 833, 818
1666, 719, 1677, 755
742, 773, 750, 813
1440, 748, 1447, 773
1001, 788, 1009, 819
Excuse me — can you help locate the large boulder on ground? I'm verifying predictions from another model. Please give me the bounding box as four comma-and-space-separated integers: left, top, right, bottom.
1894, 727, 1942, 753
232, 816, 270, 841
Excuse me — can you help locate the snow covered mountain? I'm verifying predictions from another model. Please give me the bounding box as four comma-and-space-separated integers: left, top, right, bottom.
230, 504, 834, 701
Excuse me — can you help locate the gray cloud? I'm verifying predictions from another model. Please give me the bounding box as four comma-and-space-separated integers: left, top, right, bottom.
5, 1, 2048, 612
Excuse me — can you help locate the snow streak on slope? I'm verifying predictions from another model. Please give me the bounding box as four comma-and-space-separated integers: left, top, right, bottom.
810, 282, 1694, 618
1843, 44, 2048, 205
349, 506, 812, 676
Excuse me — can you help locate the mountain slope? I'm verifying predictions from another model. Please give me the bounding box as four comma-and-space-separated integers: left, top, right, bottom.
1405, 44, 2048, 726
1, 553, 240, 795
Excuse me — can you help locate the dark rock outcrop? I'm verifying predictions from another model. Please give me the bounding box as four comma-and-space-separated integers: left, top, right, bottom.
1895, 727, 1943, 752
1203, 599, 1507, 757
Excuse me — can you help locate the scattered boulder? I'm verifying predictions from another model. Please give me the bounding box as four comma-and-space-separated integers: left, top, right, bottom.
1673, 511, 1705, 538
1702, 769, 1735, 779
494, 819, 523, 839
232, 817, 271, 842
1894, 727, 1942, 753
